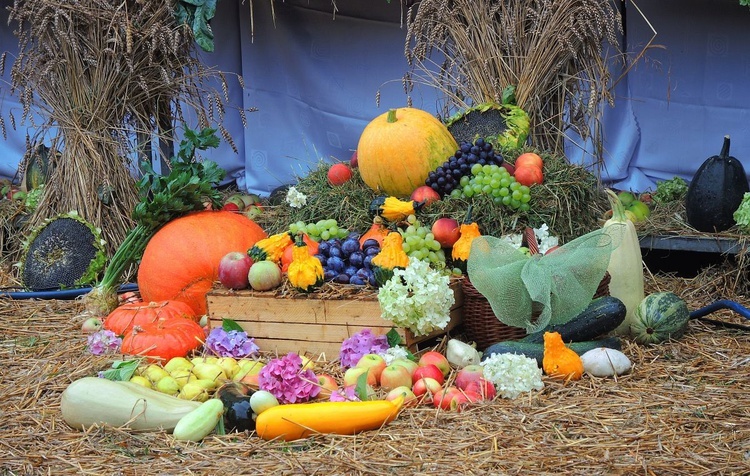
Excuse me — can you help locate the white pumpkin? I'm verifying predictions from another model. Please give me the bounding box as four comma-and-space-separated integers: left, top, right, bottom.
580, 347, 632, 377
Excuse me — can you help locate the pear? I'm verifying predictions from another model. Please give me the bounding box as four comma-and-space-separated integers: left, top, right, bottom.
155, 376, 181, 396
129, 375, 153, 389
193, 378, 220, 391
191, 356, 218, 367
216, 357, 240, 379
234, 360, 265, 381
178, 382, 209, 402
164, 357, 194, 374
192, 362, 227, 382
170, 368, 196, 388
142, 364, 170, 384
299, 355, 316, 371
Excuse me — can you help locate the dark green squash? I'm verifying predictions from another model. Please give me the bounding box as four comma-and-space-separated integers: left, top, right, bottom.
685, 136, 749, 232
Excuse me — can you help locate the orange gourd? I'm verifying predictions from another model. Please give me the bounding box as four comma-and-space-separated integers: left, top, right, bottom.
137, 210, 267, 316
514, 166, 544, 187
359, 216, 390, 247
357, 108, 458, 197
281, 233, 319, 273
104, 300, 197, 336
542, 331, 584, 381
120, 317, 205, 363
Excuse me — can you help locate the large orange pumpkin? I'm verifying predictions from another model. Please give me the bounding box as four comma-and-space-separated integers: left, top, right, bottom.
120, 317, 205, 362
357, 108, 458, 198
103, 300, 197, 337
137, 210, 267, 315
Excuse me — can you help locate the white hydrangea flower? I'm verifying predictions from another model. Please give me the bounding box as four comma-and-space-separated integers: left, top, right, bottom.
378, 345, 411, 365
377, 257, 454, 337
480, 352, 545, 399
285, 186, 307, 208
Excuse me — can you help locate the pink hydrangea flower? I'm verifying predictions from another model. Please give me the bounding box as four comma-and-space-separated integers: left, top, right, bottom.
86, 330, 122, 355
258, 352, 321, 404
329, 385, 361, 402
339, 328, 389, 369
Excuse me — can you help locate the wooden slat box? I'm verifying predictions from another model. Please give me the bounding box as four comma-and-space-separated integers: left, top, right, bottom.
206, 281, 463, 359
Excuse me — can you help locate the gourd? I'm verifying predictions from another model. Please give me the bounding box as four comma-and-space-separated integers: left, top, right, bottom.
215, 382, 256, 433
281, 233, 318, 273
603, 189, 644, 335
483, 337, 622, 367
685, 135, 750, 232
580, 347, 632, 377
255, 395, 404, 441
287, 234, 325, 292
369, 196, 424, 223
104, 300, 197, 336
173, 398, 225, 442
519, 296, 626, 344
451, 207, 481, 273
630, 292, 690, 345
371, 231, 410, 286
120, 316, 205, 362
357, 107, 459, 198
138, 211, 267, 316
248, 231, 294, 264
359, 216, 390, 247
542, 331, 584, 380
60, 377, 201, 432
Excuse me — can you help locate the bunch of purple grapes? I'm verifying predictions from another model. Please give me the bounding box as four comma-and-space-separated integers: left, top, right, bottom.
425, 137, 505, 197
316, 233, 380, 286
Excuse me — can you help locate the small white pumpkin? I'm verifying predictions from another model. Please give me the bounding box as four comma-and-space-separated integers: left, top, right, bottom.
445, 339, 482, 368
580, 347, 632, 377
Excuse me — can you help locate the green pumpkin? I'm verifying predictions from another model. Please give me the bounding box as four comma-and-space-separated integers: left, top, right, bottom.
630, 292, 690, 345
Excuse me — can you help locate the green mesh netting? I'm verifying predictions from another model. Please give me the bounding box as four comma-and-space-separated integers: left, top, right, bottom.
466, 225, 626, 333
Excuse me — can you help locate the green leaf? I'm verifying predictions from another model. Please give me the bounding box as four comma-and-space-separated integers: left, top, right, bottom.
501, 85, 517, 105
101, 359, 140, 381
386, 328, 403, 347
222, 318, 244, 332
354, 371, 370, 401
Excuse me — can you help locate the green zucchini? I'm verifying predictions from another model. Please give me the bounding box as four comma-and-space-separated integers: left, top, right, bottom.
521, 296, 626, 344
173, 398, 225, 442
482, 336, 623, 367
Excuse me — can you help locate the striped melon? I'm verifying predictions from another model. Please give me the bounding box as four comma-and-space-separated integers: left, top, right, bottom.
631, 292, 690, 344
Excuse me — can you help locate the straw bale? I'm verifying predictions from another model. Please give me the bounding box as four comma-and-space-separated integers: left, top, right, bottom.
1, 267, 749, 475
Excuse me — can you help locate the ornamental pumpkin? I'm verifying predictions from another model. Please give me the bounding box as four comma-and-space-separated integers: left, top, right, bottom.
369, 196, 425, 223
281, 233, 319, 273
104, 300, 197, 337
357, 108, 459, 198
287, 234, 325, 293
685, 135, 750, 232
542, 331, 584, 381
358, 216, 390, 248
120, 317, 205, 362
137, 211, 267, 316
248, 231, 294, 264
371, 231, 410, 286
451, 207, 481, 273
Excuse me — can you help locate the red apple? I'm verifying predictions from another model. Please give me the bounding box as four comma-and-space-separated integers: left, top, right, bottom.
412, 363, 445, 385
350, 150, 358, 168
81, 317, 102, 333
390, 358, 419, 377
501, 162, 515, 176
433, 386, 462, 410
431, 217, 461, 248
450, 390, 483, 411
218, 251, 253, 290
328, 163, 353, 186
221, 202, 241, 212
379, 364, 413, 391
465, 379, 497, 400
412, 377, 442, 403
355, 354, 387, 384
385, 386, 418, 407
454, 364, 485, 391
248, 260, 282, 291
514, 152, 544, 170
315, 373, 339, 399
225, 194, 247, 210
240, 372, 260, 388
418, 351, 451, 378
410, 185, 441, 206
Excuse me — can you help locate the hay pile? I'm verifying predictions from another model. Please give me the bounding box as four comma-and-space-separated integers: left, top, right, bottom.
1, 267, 749, 474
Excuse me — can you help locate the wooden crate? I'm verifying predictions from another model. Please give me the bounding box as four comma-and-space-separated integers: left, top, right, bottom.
206, 282, 463, 359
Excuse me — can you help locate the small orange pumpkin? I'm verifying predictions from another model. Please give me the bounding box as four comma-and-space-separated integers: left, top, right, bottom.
514, 166, 544, 187
120, 317, 205, 362
358, 216, 390, 247
104, 300, 197, 336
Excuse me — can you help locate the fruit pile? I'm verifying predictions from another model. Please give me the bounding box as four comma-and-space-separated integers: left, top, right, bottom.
317, 235, 381, 286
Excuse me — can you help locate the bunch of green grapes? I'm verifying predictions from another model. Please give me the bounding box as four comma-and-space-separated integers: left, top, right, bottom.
449, 163, 531, 212
401, 215, 446, 268
289, 219, 349, 242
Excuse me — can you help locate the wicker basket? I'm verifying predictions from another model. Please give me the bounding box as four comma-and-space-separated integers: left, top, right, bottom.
461, 228, 611, 350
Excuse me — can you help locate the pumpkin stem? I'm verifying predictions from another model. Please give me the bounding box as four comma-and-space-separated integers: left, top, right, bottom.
719, 135, 731, 159
462, 205, 474, 224
386, 109, 398, 123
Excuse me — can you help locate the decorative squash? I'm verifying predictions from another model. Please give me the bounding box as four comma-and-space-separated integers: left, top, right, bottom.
357, 107, 459, 198
685, 135, 750, 232
280, 233, 319, 273
137, 211, 267, 316
104, 300, 197, 337
542, 331, 584, 381
287, 234, 325, 293
369, 196, 425, 223
248, 231, 294, 264
358, 216, 390, 247
120, 317, 205, 362
451, 207, 481, 273
630, 292, 690, 345
371, 231, 410, 286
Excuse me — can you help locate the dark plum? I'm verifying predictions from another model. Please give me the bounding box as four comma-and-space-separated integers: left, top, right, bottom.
363, 254, 374, 269
362, 238, 380, 250
348, 251, 364, 268
323, 268, 338, 281
341, 238, 360, 256
344, 265, 358, 277
327, 256, 345, 272
314, 254, 327, 266
349, 275, 366, 286
328, 246, 343, 259
364, 246, 380, 256
317, 241, 330, 256
333, 273, 351, 284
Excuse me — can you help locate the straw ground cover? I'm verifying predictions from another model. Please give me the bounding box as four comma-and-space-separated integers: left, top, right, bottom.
1, 267, 749, 475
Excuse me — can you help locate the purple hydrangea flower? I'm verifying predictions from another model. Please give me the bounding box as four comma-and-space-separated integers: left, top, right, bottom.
86, 330, 122, 356
258, 353, 321, 404
329, 385, 361, 402
339, 328, 390, 369
205, 327, 260, 358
